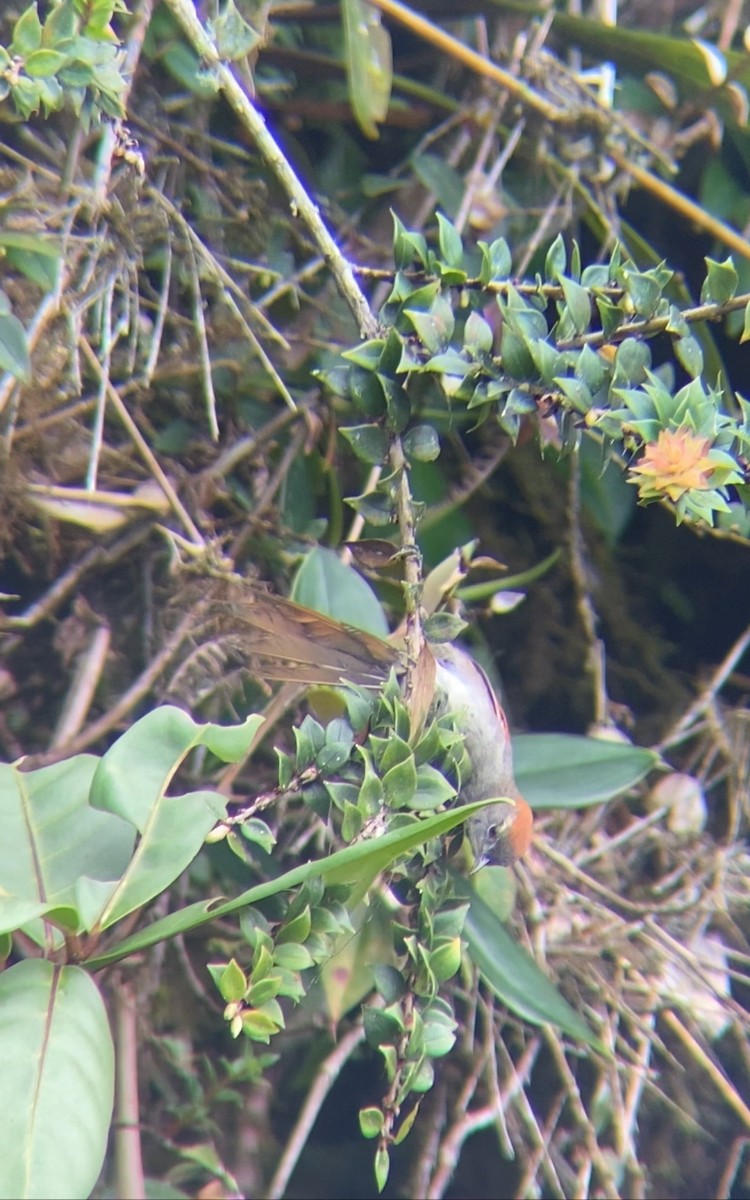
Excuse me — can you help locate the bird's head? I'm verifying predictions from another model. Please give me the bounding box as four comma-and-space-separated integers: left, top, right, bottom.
467, 794, 534, 871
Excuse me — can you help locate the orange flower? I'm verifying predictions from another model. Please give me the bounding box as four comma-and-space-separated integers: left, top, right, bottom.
629, 427, 715, 502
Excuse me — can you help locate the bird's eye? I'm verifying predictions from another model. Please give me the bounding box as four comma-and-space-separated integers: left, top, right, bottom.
486, 824, 498, 841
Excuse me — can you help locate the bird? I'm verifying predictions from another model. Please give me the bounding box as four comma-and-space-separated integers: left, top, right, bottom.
195, 585, 533, 868
430, 641, 533, 869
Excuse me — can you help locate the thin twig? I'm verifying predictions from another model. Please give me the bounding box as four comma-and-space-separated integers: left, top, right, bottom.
113, 975, 146, 1200
266, 1020, 367, 1199
24, 608, 199, 767
657, 622, 750, 751
0, 524, 150, 633
186, 236, 219, 441
567, 445, 609, 727
609, 146, 750, 264
51, 622, 112, 748
661, 1008, 750, 1129
390, 436, 423, 688
78, 335, 205, 548
544, 1026, 621, 1197
91, 0, 155, 209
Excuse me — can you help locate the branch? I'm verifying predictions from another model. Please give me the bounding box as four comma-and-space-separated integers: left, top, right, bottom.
161, 0, 380, 340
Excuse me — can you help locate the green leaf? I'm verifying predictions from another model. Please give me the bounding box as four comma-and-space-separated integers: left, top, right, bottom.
291, 546, 389, 637
341, 799, 362, 841
340, 423, 388, 464
42, 0, 76, 45
403, 424, 440, 463
0, 311, 30, 382
89, 708, 261, 929
436, 212, 463, 270
359, 1106, 384, 1139
273, 942, 314, 971
471, 865, 517, 923
621, 269, 662, 318
0, 756, 136, 941
382, 755, 417, 807
239, 818, 276, 854
596, 297, 623, 339
10, 76, 43, 119
500, 326, 535, 380
241, 1007, 282, 1041
372, 964, 405, 1003
247, 976, 282, 1006
87, 801, 500, 969
576, 344, 607, 393
342, 0, 392, 138
363, 1004, 404, 1048
545, 233, 566, 279
210, 0, 259, 60
552, 11, 729, 93
392, 214, 427, 269
23, 48, 68, 76
5, 244, 61, 291
423, 611, 467, 642
294, 715, 325, 769
405, 307, 450, 355
215, 957, 247, 1003
463, 311, 493, 356
374, 1145, 390, 1192
674, 335, 703, 379
429, 936, 462, 982
349, 367, 387, 418
342, 338, 385, 370
512, 733, 660, 809
0, 960, 114, 1199
465, 896, 602, 1047
409, 764, 455, 811
483, 236, 512, 280
701, 255, 738, 304
421, 998, 457, 1056
556, 376, 592, 414
613, 337, 651, 385
558, 274, 591, 334
11, 3, 43, 57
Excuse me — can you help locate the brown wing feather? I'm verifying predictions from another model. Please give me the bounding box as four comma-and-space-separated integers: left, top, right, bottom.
196, 584, 399, 689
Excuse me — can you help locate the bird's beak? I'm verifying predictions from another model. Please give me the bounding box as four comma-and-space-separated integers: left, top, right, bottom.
468, 855, 490, 876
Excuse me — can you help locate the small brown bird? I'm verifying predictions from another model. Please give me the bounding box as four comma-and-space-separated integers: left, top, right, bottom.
202, 588, 533, 868
431, 642, 533, 869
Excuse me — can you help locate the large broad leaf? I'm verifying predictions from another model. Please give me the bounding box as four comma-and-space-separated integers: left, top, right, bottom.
0, 756, 136, 943
0, 709, 263, 943
341, 0, 392, 139
291, 545, 390, 636
465, 893, 603, 1049
0, 960, 114, 1200
86, 799, 497, 970
513, 733, 659, 810
90, 707, 264, 931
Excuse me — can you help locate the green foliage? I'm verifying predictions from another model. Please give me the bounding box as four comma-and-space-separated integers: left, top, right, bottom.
0, 0, 128, 120
0, 289, 30, 381
328, 216, 750, 538
0, 708, 261, 1198
2, 0, 746, 1192
0, 688, 655, 1192
0, 960, 114, 1200
341, 0, 391, 139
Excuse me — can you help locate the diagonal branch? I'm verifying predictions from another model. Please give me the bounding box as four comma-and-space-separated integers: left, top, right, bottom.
162, 0, 380, 340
